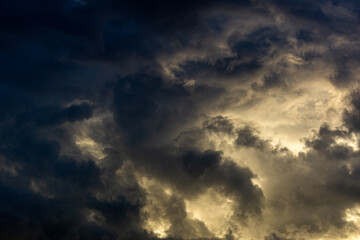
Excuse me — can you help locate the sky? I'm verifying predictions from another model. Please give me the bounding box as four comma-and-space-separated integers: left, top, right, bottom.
2, 0, 360, 239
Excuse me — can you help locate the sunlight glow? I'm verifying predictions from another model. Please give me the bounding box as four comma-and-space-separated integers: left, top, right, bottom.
75, 137, 105, 159
185, 188, 234, 238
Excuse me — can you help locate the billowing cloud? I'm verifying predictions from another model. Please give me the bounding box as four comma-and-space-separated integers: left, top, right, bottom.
2, 0, 360, 239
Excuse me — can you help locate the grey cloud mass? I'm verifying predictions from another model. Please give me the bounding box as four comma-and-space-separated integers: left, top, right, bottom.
2, 0, 360, 239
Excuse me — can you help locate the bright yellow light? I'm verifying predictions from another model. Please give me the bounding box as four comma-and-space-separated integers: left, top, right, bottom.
136, 176, 172, 238
146, 220, 170, 238
345, 206, 360, 224
185, 188, 234, 238
345, 205, 360, 240
336, 137, 358, 151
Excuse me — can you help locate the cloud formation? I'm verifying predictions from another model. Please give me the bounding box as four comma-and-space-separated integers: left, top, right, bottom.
2, 0, 360, 239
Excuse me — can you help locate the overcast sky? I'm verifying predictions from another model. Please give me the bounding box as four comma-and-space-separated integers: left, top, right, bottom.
2, 0, 360, 239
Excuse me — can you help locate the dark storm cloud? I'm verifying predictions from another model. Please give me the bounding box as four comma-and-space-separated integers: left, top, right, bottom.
203, 116, 234, 134
265, 0, 360, 88
162, 195, 214, 239
110, 68, 263, 224
3, 0, 360, 239
127, 145, 263, 221
112, 69, 189, 145
112, 69, 224, 147
343, 89, 360, 132
178, 0, 360, 88
0, 1, 262, 239
235, 126, 268, 150
228, 26, 286, 60
0, 101, 149, 240
305, 123, 352, 161
17, 102, 93, 127
264, 233, 293, 240
179, 26, 287, 81
251, 71, 287, 92
182, 150, 221, 178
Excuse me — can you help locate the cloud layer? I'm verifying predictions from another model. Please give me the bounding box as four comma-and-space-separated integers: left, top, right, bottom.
2, 0, 360, 239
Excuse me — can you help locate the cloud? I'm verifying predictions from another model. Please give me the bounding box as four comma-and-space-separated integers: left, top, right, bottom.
264, 233, 294, 240
3, 0, 360, 239
235, 126, 268, 150
343, 89, 360, 132
203, 116, 234, 134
